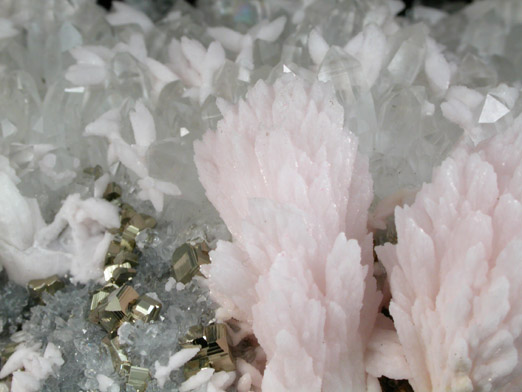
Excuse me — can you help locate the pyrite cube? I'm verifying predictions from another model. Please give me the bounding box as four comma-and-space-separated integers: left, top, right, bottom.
131, 295, 162, 322
183, 356, 210, 379
127, 366, 150, 392
171, 242, 211, 284
27, 275, 65, 299
203, 323, 235, 372
179, 325, 205, 349
104, 240, 123, 265
181, 323, 235, 379
113, 251, 139, 267
121, 213, 157, 249
120, 203, 137, 228
103, 263, 137, 285
96, 285, 139, 333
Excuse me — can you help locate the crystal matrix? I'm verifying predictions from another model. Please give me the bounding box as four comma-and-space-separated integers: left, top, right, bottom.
1, 0, 522, 391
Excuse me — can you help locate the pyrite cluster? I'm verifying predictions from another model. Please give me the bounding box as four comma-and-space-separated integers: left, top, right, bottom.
180, 323, 235, 378
171, 244, 236, 379
88, 183, 160, 392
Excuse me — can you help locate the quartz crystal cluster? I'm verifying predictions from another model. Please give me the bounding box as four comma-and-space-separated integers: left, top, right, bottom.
0, 0, 521, 391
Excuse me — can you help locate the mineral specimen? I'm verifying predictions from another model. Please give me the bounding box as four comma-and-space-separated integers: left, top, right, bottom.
1, 0, 522, 391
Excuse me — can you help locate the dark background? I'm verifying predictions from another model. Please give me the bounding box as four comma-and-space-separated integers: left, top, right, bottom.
96, 0, 474, 13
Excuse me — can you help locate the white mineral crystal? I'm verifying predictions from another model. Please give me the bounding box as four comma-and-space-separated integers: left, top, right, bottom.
154, 347, 201, 388
84, 100, 181, 212
0, 342, 64, 392
180, 368, 215, 392
96, 374, 119, 392
168, 37, 226, 104
0, 170, 119, 285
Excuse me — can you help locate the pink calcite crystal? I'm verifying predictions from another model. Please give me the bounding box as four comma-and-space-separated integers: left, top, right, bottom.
194, 75, 382, 391
377, 120, 522, 392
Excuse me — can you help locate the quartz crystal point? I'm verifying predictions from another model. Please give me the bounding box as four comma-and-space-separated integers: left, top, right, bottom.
194, 75, 381, 391
376, 121, 522, 392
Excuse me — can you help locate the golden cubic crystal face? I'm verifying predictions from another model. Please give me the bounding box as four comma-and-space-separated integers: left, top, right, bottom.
181, 323, 235, 379
103, 263, 137, 286
27, 275, 65, 301
105, 240, 123, 264
183, 356, 210, 379
91, 285, 139, 333
121, 213, 157, 250
171, 242, 211, 284
120, 203, 137, 227
203, 323, 235, 372
114, 251, 139, 267
127, 366, 150, 392
131, 295, 162, 322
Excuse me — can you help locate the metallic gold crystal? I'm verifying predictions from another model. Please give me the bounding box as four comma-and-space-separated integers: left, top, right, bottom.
103, 263, 137, 285
202, 323, 235, 372
183, 356, 210, 379
171, 242, 211, 284
127, 366, 150, 392
121, 213, 157, 250
89, 283, 118, 319
94, 285, 139, 333
103, 182, 122, 201
120, 203, 137, 227
105, 240, 123, 265
131, 295, 162, 322
121, 226, 140, 250
27, 275, 65, 301
181, 323, 235, 378
179, 325, 205, 349
195, 242, 210, 265
113, 251, 139, 267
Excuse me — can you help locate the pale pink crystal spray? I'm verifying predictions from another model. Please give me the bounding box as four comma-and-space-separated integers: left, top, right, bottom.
194, 75, 382, 391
